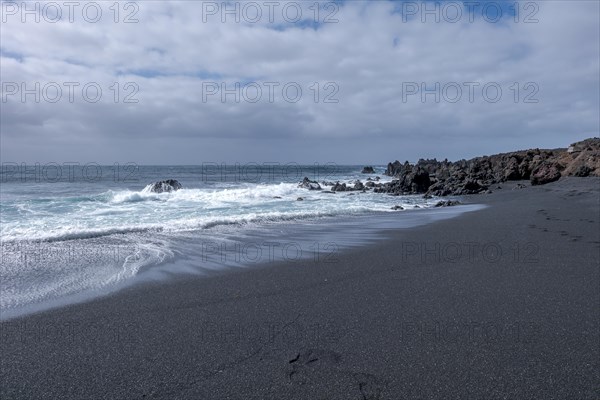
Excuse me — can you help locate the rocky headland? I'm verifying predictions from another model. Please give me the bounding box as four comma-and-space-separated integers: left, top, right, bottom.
357, 138, 598, 197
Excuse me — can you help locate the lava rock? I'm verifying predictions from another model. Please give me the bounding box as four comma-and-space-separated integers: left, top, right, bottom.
146, 179, 183, 193
434, 200, 461, 207
331, 182, 348, 192
298, 177, 322, 190
530, 161, 562, 185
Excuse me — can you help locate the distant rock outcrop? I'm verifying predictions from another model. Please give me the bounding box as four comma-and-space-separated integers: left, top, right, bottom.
379, 138, 599, 196
361, 166, 375, 174
145, 179, 183, 193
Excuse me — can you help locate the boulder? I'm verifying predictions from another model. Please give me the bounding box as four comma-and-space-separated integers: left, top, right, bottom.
298, 177, 321, 190
572, 165, 592, 177
331, 182, 348, 192
361, 166, 375, 174
145, 179, 183, 193
530, 161, 562, 185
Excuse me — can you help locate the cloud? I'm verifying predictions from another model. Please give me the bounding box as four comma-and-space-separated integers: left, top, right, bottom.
1, 0, 598, 164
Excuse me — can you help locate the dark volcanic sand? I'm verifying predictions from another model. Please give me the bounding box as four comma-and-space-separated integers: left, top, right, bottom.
1, 178, 599, 399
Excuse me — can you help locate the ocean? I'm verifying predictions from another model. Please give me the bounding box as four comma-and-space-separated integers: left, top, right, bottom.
0, 164, 478, 319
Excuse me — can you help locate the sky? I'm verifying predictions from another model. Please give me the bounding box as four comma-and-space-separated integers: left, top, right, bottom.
1, 0, 599, 165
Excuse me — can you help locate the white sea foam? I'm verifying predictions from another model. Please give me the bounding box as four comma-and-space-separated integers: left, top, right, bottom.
1, 183, 437, 242
0, 176, 459, 319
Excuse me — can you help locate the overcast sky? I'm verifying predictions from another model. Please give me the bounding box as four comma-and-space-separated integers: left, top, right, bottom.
1, 0, 599, 164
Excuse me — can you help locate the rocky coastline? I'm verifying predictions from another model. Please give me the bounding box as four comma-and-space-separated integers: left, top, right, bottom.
299, 138, 599, 198
146, 138, 599, 203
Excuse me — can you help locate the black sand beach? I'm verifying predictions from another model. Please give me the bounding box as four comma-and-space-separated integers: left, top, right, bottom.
1, 177, 599, 399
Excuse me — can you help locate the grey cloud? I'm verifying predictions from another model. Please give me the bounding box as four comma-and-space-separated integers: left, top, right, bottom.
1, 0, 598, 164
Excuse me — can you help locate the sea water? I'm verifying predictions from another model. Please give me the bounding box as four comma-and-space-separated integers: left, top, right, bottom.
0, 164, 480, 319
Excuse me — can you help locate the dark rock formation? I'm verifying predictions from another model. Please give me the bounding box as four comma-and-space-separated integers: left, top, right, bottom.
146, 179, 183, 193
391, 205, 404, 210
331, 182, 348, 192
374, 166, 431, 195
530, 161, 562, 185
379, 138, 599, 196
435, 200, 461, 207
361, 166, 375, 174
298, 177, 321, 190
561, 138, 600, 177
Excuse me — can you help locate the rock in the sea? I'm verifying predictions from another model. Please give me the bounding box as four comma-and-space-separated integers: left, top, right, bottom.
297, 197, 304, 201
361, 166, 375, 174
354, 180, 365, 190
145, 179, 183, 193
434, 200, 461, 207
298, 177, 321, 190
391, 205, 404, 210
331, 182, 348, 192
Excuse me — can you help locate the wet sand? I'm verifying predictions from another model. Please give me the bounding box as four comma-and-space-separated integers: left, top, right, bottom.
1, 177, 598, 399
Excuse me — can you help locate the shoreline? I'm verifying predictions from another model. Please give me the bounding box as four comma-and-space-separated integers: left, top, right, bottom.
1, 200, 484, 321
1, 177, 599, 398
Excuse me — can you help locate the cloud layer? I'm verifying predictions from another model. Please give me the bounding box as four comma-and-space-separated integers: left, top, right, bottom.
1, 0, 599, 164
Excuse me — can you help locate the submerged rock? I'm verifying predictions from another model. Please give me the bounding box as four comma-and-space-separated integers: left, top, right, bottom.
146, 179, 183, 193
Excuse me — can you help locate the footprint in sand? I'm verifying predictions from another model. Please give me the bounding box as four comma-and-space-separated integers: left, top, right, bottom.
354, 372, 386, 400
287, 348, 342, 383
